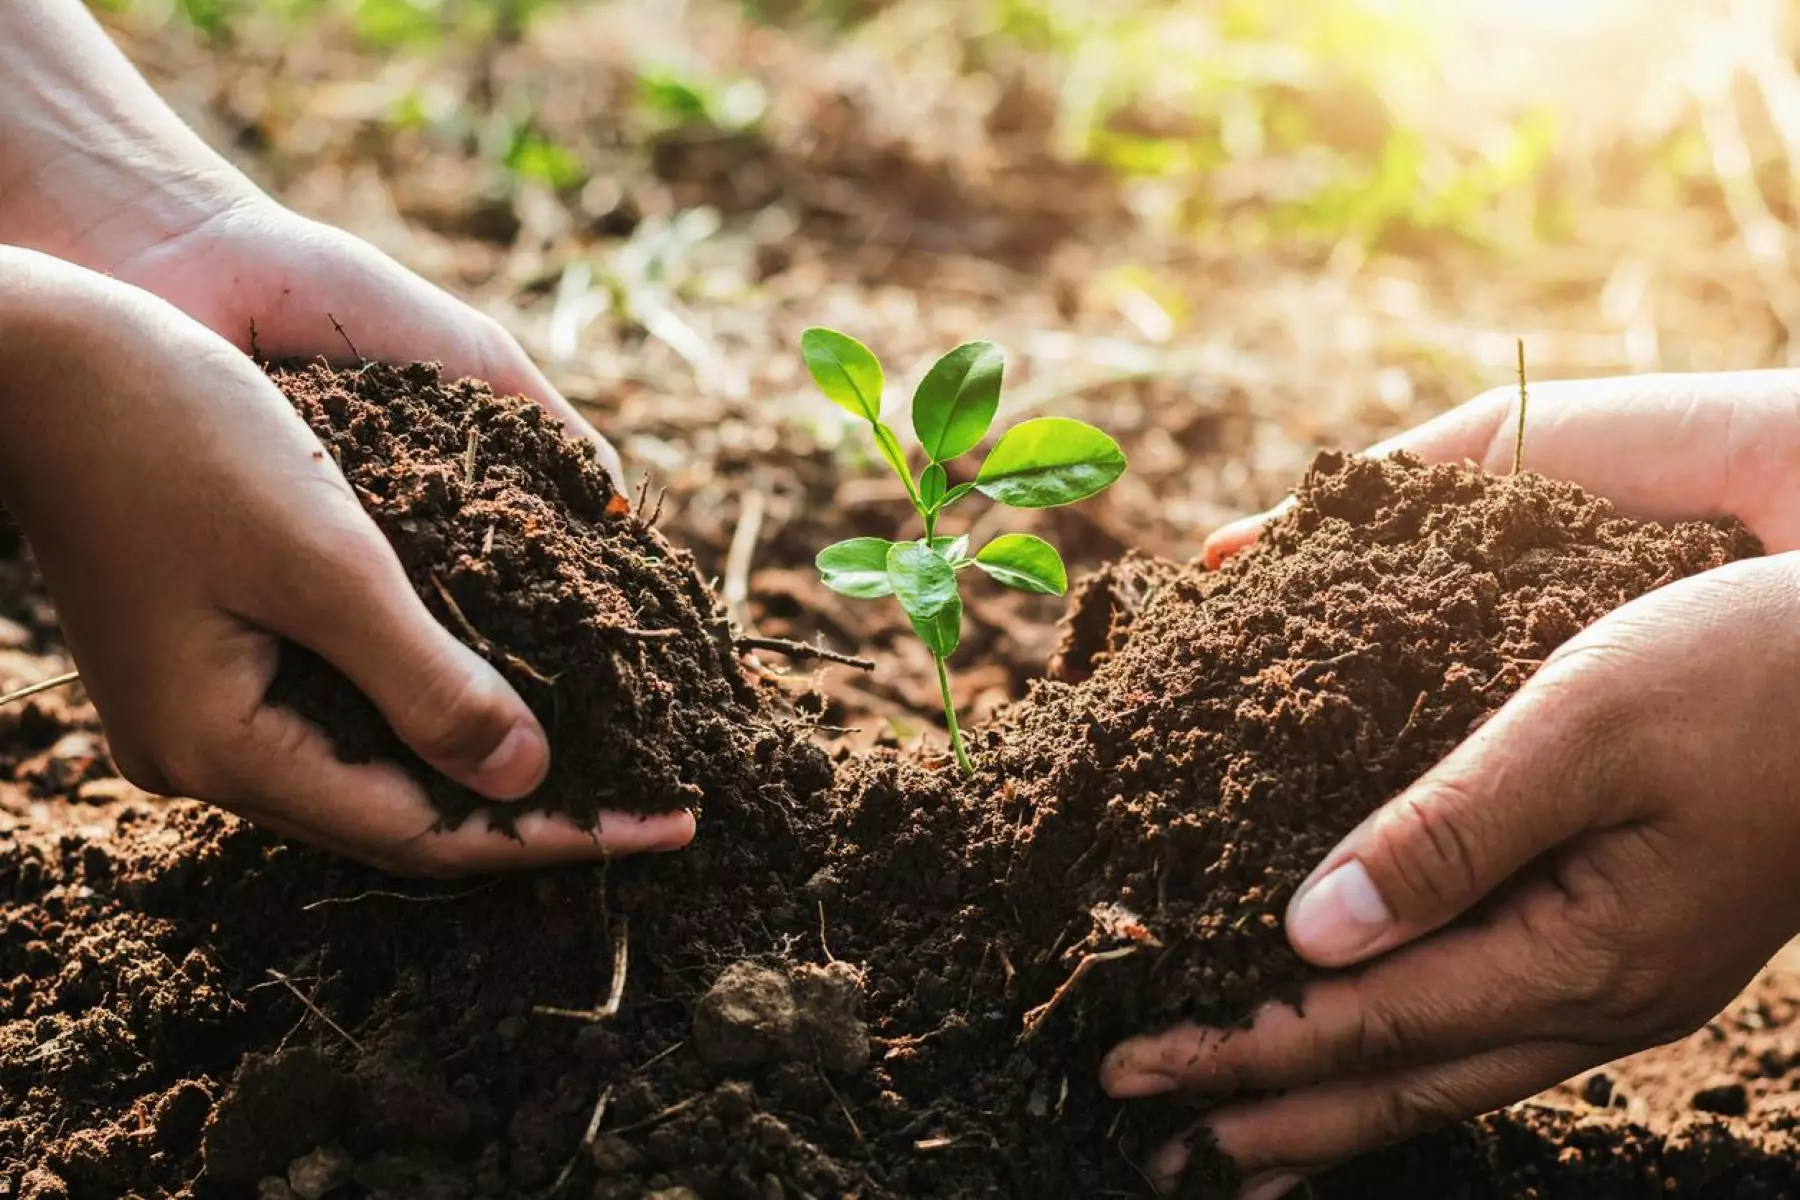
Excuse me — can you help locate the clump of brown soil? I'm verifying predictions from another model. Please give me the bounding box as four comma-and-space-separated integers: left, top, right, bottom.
264, 361, 782, 829
953, 450, 1761, 1061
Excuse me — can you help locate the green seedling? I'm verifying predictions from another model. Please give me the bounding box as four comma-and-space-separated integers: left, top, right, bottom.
800, 328, 1127, 775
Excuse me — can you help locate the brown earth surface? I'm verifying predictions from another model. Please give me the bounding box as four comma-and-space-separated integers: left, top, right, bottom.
5, 389, 1799, 1200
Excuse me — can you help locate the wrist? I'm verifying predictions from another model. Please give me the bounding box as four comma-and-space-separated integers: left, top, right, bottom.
0, 2, 265, 273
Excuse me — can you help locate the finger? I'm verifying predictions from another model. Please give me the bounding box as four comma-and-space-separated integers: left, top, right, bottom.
214, 703, 691, 874
1201, 504, 1290, 568
1103, 907, 1601, 1099
248, 501, 550, 802
1162, 1040, 1596, 1188
1280, 648, 1633, 969
245, 218, 626, 487
475, 341, 627, 489
402, 807, 697, 875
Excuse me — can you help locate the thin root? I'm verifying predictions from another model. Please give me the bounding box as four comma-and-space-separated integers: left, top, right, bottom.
0, 670, 79, 709
735, 636, 875, 672
1018, 946, 1138, 1042
463, 426, 480, 484
431, 572, 557, 686
615, 626, 682, 642
605, 1094, 702, 1137
301, 881, 496, 912
327, 312, 363, 361
266, 968, 363, 1052
534, 917, 630, 1022
819, 1068, 865, 1146
548, 1085, 613, 1195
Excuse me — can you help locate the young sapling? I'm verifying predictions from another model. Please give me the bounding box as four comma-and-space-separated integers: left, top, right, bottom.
799, 328, 1127, 774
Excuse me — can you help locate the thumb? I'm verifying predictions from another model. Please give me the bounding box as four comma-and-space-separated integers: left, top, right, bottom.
1283, 655, 1626, 968
261, 526, 550, 802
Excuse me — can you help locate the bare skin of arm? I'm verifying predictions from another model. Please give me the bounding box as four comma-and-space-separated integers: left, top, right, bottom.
0, 4, 689, 870
1103, 371, 1800, 1198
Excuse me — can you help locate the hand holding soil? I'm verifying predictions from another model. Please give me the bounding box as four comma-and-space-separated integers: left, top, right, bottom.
1105, 370, 1800, 1196
0, 249, 690, 872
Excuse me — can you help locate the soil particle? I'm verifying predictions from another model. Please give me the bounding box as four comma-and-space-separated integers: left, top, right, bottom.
263, 360, 788, 829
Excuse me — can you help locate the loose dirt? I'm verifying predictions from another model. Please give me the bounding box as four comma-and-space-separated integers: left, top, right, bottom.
3, 373, 1797, 1200
264, 361, 799, 830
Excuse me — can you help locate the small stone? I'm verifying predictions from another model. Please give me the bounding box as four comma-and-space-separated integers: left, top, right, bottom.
74, 777, 145, 806
693, 962, 800, 1068
644, 1189, 702, 1200
1692, 1078, 1749, 1117
287, 1144, 355, 1199
790, 961, 870, 1074
588, 1135, 643, 1175
48, 731, 100, 762
258, 1180, 298, 1200
1581, 1072, 1614, 1108
496, 1016, 527, 1042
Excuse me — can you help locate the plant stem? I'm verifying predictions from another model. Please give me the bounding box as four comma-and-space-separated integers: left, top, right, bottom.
933, 654, 973, 775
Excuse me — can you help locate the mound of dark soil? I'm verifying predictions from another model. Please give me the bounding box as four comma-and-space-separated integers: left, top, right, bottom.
264, 361, 775, 829
5, 379, 1798, 1200
965, 450, 1762, 1044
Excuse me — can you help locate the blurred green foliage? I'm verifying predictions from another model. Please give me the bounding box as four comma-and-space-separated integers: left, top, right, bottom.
94, 0, 1564, 253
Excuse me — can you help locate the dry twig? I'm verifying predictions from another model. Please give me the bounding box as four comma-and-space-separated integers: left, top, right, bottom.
1019, 946, 1138, 1041
266, 968, 363, 1052
533, 918, 631, 1022
735, 636, 875, 671
0, 670, 79, 709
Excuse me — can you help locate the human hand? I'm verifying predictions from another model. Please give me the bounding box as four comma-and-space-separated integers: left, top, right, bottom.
0, 0, 621, 483
1101, 370, 1800, 1197
0, 248, 690, 874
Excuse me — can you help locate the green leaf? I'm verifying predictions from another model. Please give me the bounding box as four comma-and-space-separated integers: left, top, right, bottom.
870, 422, 921, 507
886, 541, 958, 620
801, 328, 884, 423
912, 341, 1004, 462
920, 463, 948, 511
974, 534, 1068, 595
974, 417, 1127, 509
909, 594, 963, 658
934, 481, 977, 512
816, 537, 894, 599
929, 534, 971, 563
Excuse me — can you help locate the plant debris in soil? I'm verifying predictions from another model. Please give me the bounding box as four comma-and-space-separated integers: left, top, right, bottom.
5, 396, 1799, 1200
264, 360, 786, 830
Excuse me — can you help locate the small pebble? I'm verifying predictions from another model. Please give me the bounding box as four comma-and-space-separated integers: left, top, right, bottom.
287, 1144, 354, 1199
1581, 1072, 1614, 1108
258, 1179, 297, 1200
496, 1016, 527, 1041
1691, 1078, 1749, 1117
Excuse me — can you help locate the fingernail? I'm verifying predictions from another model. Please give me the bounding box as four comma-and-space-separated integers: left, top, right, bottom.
1289, 859, 1392, 964
1241, 1173, 1303, 1200
473, 721, 548, 799
1108, 1071, 1178, 1099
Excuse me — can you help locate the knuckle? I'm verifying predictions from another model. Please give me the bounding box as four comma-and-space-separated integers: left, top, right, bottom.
1378, 783, 1483, 913
155, 743, 223, 800
109, 743, 174, 797
399, 666, 506, 767
1369, 1082, 1452, 1149
1348, 999, 1414, 1075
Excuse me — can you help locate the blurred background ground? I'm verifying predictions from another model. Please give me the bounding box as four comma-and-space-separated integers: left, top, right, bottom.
91, 0, 1800, 742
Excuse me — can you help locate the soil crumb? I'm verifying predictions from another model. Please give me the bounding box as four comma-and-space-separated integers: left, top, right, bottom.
264, 360, 778, 829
